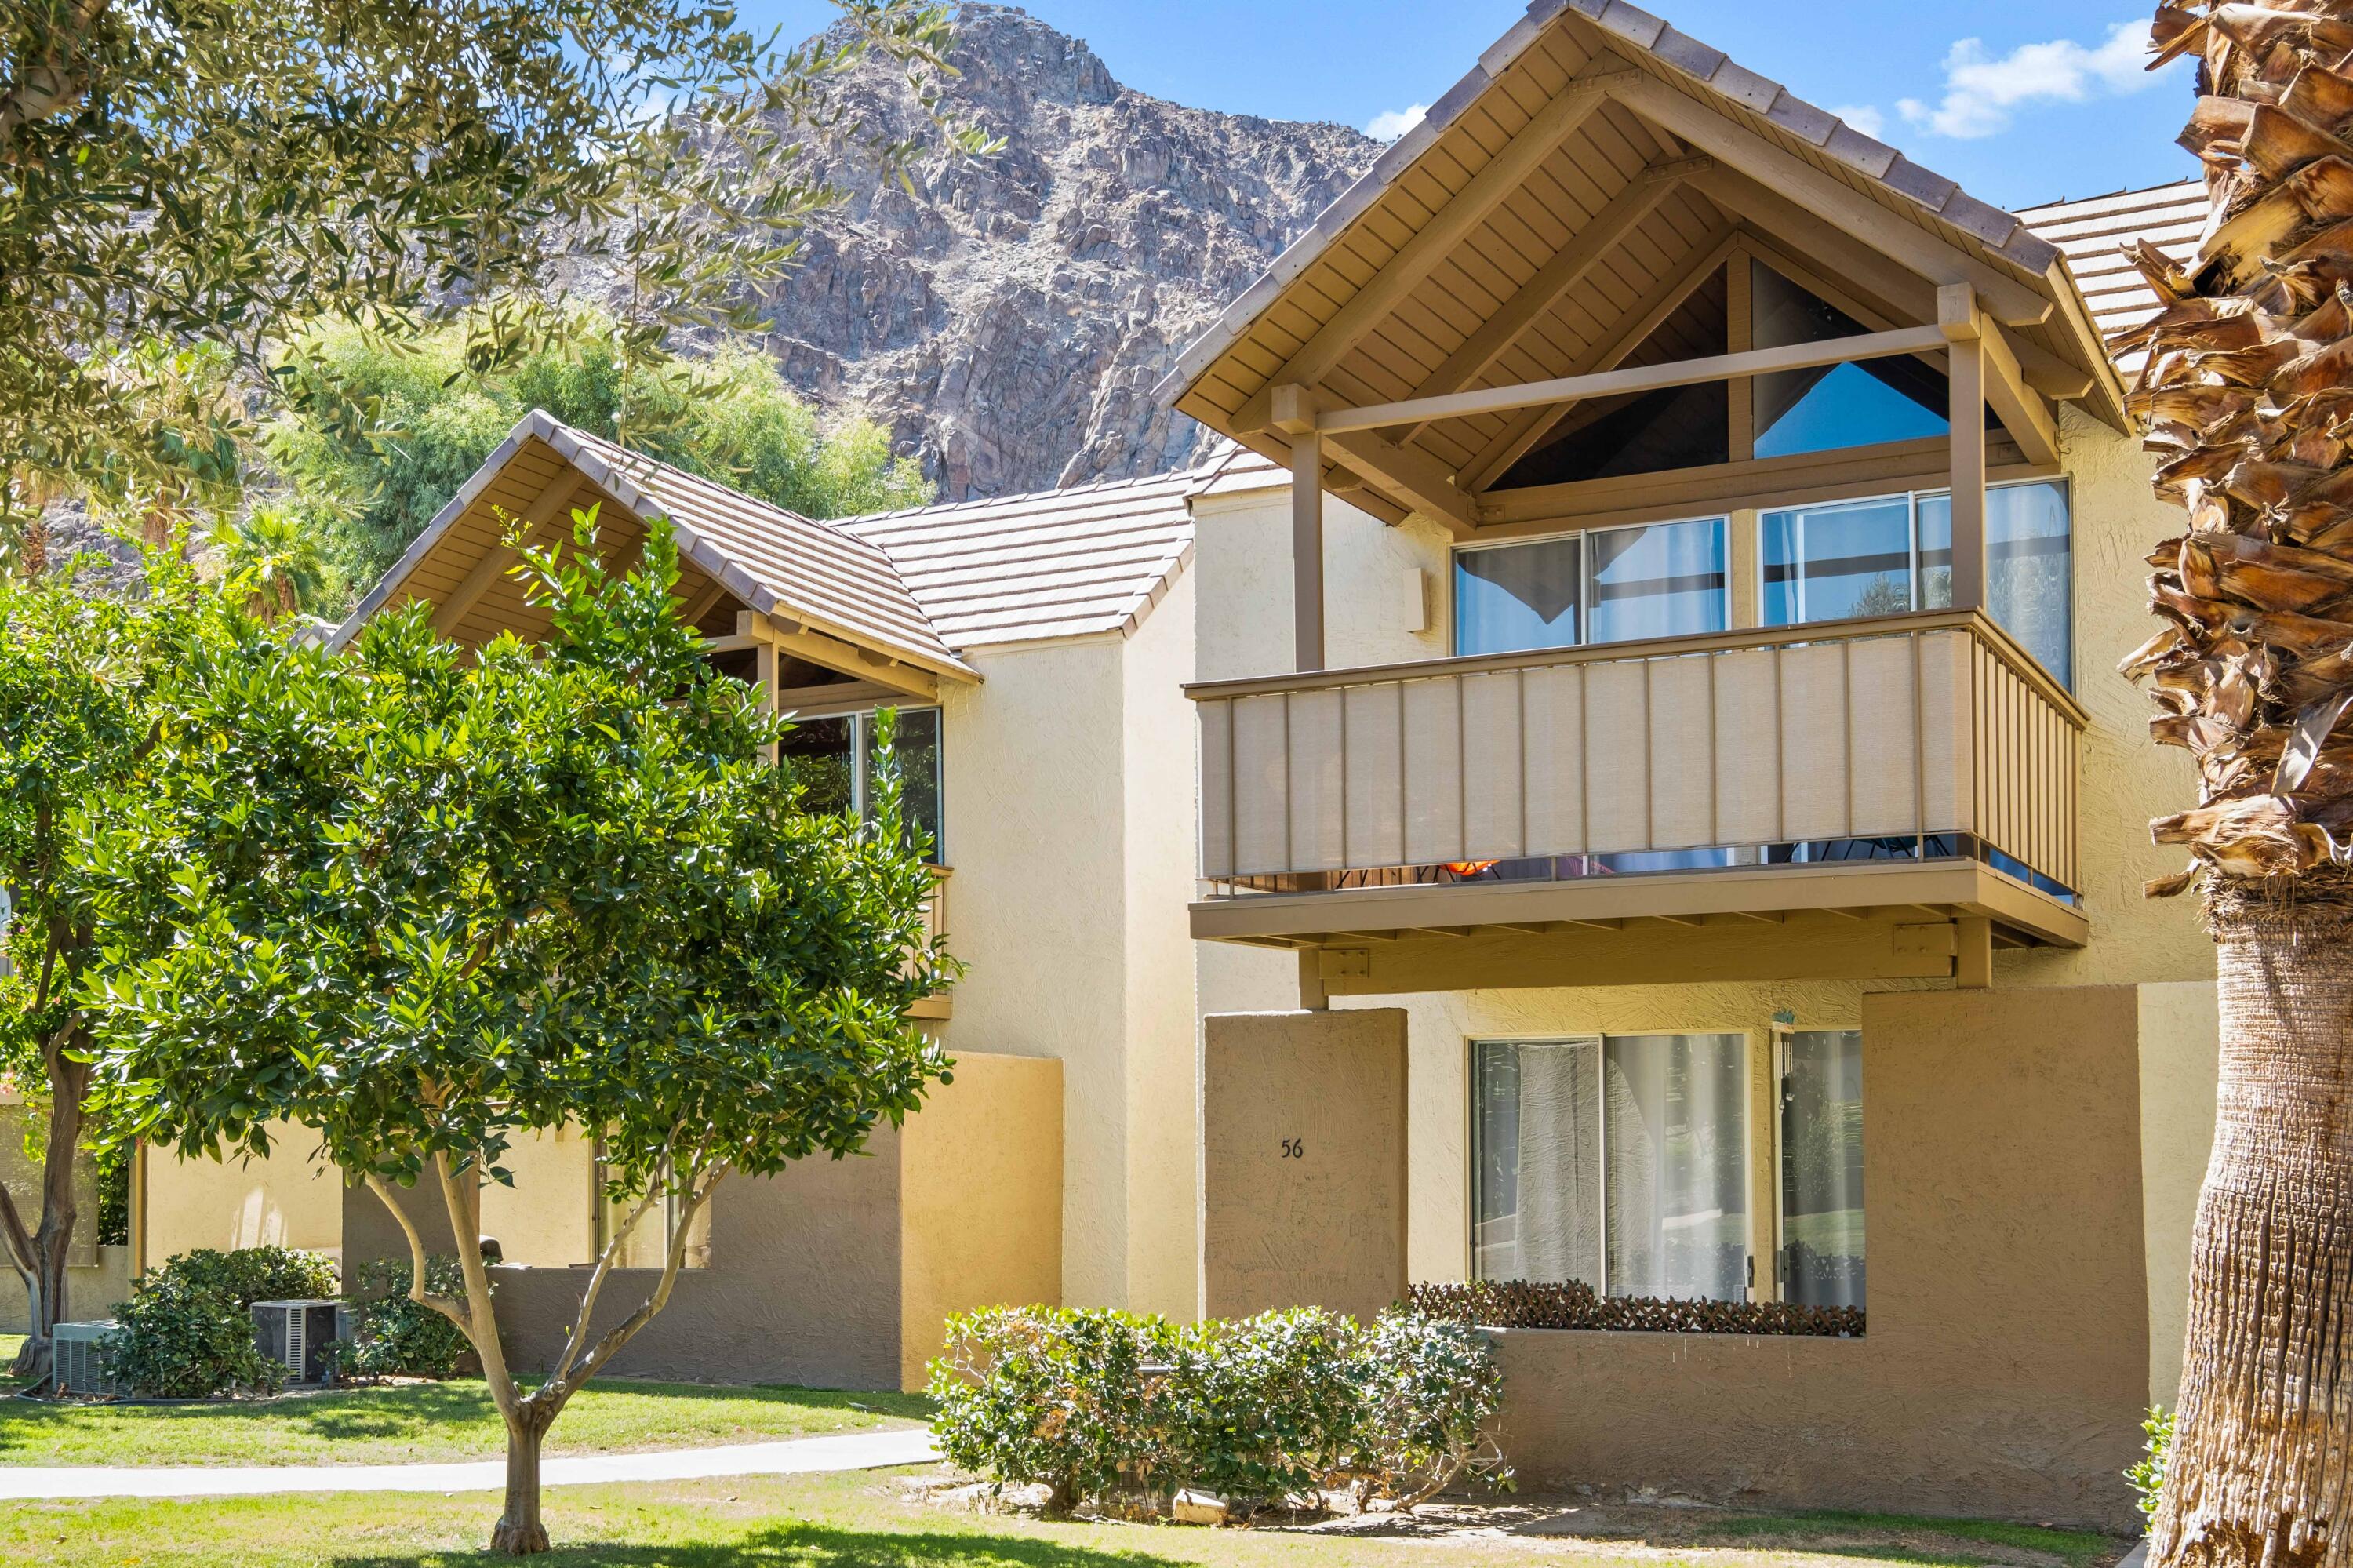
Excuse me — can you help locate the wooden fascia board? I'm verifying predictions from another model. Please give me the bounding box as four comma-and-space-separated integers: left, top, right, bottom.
1607, 75, 2054, 329
1319, 322, 1951, 435
1230, 62, 1642, 435
1396, 156, 1707, 443
1461, 226, 1742, 491
733, 611, 943, 702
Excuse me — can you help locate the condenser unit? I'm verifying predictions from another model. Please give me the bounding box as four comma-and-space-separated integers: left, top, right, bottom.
51, 1320, 127, 1397
251, 1298, 341, 1385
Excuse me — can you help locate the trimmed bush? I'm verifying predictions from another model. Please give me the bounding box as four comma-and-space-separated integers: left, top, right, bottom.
1409, 1278, 1865, 1338
929, 1305, 1508, 1517
329, 1257, 482, 1381
98, 1246, 340, 1398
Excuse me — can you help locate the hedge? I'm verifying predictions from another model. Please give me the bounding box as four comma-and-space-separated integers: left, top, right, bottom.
1408, 1279, 1865, 1337
98, 1246, 341, 1399
929, 1305, 1508, 1517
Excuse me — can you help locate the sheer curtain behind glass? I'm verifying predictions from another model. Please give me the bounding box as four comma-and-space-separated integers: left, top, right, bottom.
1603, 1035, 1748, 1301
1472, 1040, 1602, 1290
1780, 1030, 1865, 1308
1918, 482, 2071, 686
1584, 519, 1728, 645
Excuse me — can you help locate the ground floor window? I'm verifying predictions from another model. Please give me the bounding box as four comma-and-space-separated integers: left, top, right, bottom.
1472, 1029, 1867, 1308
1779, 1029, 1865, 1308
1471, 1034, 1750, 1302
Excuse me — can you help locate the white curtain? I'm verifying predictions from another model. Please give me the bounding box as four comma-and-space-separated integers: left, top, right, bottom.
1603, 1035, 1749, 1301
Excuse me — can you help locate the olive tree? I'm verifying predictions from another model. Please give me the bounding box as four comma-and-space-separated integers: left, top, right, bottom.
80, 513, 951, 1554
2, 0, 982, 555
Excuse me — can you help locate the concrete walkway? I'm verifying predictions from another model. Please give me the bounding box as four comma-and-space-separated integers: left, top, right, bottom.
0, 1423, 940, 1501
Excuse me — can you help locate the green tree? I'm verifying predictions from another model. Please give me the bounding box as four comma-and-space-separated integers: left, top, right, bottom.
0, 545, 222, 1377
80, 511, 952, 1555
2, 0, 980, 556
268, 312, 933, 603
209, 506, 330, 624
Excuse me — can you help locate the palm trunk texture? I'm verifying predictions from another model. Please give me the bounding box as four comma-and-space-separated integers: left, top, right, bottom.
2126, 7, 2353, 1566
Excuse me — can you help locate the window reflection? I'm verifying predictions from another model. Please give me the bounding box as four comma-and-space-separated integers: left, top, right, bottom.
777, 707, 945, 860
1585, 519, 1728, 645
1457, 533, 1580, 656
1752, 261, 1948, 459
1761, 497, 1915, 625
1918, 482, 2071, 686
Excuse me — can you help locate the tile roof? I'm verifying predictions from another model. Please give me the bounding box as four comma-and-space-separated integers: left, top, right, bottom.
2017, 180, 2206, 377
835, 458, 1224, 649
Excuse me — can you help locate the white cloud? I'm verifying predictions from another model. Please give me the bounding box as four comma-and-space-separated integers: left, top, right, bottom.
1366, 103, 1427, 141
1893, 19, 2174, 140
1831, 104, 1888, 140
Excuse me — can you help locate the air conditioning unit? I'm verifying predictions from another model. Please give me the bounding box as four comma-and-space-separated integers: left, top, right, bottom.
52, 1320, 128, 1397
251, 1298, 341, 1385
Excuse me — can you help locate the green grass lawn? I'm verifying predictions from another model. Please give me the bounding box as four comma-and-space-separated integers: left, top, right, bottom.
0, 1377, 930, 1467
0, 1469, 2133, 1568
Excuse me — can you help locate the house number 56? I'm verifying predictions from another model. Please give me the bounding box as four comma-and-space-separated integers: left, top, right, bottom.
1280, 1137, 1304, 1159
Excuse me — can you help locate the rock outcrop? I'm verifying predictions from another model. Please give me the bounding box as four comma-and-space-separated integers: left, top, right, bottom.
755, 4, 1377, 498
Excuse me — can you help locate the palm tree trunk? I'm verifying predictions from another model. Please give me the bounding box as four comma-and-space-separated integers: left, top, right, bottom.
2157, 886, 2353, 1568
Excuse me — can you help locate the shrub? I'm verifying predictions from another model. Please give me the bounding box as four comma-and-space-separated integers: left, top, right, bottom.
96, 1246, 337, 1398
929, 1305, 1508, 1517
1409, 1279, 1865, 1338
331, 1257, 477, 1381
2128, 1405, 2173, 1526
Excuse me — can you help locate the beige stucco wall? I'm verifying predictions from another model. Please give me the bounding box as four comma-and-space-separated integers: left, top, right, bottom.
479, 1126, 596, 1268
900, 1051, 1064, 1390
1493, 984, 2151, 1529
139, 1120, 345, 1267
2139, 978, 2220, 1409
1202, 1009, 1407, 1323
0, 1105, 130, 1330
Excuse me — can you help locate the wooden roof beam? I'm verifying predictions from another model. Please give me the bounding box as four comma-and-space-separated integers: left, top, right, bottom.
1460, 226, 1739, 491
1232, 61, 1643, 433
739, 611, 942, 703
1397, 155, 1711, 444
1606, 76, 2054, 329
1322, 426, 1480, 538
431, 475, 587, 636
1321, 322, 1951, 435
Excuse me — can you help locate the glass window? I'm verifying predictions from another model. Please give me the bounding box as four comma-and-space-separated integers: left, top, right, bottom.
1780, 1030, 1865, 1310
778, 707, 946, 861
1918, 481, 2072, 686
1472, 1034, 1750, 1303
1456, 534, 1580, 657
1585, 518, 1728, 645
595, 1147, 712, 1270
1760, 497, 1917, 626
1752, 261, 1949, 460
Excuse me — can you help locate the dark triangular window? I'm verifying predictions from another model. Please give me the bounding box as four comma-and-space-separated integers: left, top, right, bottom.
1751, 260, 1949, 457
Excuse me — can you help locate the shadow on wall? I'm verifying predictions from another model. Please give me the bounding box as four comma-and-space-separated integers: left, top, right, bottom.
328, 1523, 1199, 1568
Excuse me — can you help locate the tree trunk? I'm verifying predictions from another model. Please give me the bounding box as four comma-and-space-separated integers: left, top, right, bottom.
489, 1405, 554, 1555
6, 1060, 86, 1385
2155, 886, 2353, 1568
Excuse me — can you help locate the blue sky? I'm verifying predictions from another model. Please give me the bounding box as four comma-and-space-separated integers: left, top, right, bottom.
740, 1, 2198, 210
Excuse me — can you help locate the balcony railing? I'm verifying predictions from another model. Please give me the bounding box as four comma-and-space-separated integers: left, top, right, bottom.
1191, 609, 2084, 903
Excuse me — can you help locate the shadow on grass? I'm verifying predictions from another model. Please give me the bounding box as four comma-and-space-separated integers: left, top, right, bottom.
1694, 1510, 2126, 1568
0, 1378, 931, 1455
328, 1520, 1188, 1568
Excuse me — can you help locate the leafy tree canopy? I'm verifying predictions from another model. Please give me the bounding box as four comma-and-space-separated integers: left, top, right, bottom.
267, 311, 934, 606
2, 0, 979, 536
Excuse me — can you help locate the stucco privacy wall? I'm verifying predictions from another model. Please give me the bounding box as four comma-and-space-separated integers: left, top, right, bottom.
899, 1052, 1063, 1391
348, 1125, 906, 1390
1202, 1010, 1407, 1324
2140, 980, 2220, 1407
136, 1119, 343, 1264
1495, 984, 2151, 1529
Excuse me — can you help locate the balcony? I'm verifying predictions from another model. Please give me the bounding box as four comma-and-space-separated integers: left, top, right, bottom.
1190, 610, 2086, 992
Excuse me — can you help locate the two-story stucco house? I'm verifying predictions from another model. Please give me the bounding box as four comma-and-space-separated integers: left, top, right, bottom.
133, 410, 1218, 1390
1166, 0, 2210, 1533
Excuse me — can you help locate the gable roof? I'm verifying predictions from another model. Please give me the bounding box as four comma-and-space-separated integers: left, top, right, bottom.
338, 411, 976, 682
836, 457, 1235, 649
2017, 180, 2205, 377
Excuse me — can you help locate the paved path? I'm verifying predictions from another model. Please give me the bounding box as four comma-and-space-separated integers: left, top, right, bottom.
0, 1424, 940, 1501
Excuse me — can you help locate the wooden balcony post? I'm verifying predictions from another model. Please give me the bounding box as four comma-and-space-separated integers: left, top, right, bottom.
1940, 285, 1987, 612
1274, 384, 1326, 672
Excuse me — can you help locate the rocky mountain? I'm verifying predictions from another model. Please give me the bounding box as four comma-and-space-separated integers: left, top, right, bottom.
752, 4, 1378, 499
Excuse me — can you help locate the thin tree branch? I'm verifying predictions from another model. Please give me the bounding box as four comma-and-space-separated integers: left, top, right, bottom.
546, 1184, 662, 1390
0, 1184, 38, 1282
565, 1160, 730, 1398
434, 1147, 522, 1418
362, 1171, 470, 1330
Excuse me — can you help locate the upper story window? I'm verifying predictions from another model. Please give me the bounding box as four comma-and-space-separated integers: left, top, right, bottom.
1751, 261, 1950, 459
1762, 479, 2072, 686
1456, 518, 1729, 657
778, 706, 945, 863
